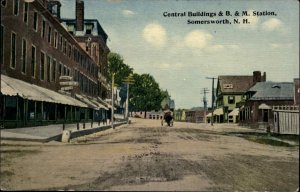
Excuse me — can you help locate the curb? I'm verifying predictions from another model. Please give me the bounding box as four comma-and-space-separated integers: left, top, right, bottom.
0, 121, 128, 143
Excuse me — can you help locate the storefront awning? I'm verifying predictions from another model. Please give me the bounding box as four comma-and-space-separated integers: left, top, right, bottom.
259, 103, 272, 110
89, 97, 108, 110
206, 113, 212, 117
1, 75, 87, 107
97, 97, 109, 110
214, 108, 224, 115
75, 94, 99, 109
229, 108, 239, 116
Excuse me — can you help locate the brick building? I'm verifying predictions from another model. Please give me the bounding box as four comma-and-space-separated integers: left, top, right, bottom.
185, 107, 206, 123
0, 0, 110, 128
239, 82, 295, 128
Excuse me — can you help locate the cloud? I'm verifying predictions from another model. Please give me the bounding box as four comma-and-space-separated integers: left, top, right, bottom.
238, 10, 259, 29
206, 44, 224, 52
107, 0, 122, 3
262, 18, 283, 31
122, 9, 135, 17
143, 23, 167, 48
184, 30, 213, 49
270, 43, 293, 49
227, 44, 240, 49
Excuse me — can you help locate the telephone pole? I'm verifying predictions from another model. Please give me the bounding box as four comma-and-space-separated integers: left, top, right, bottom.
200, 88, 209, 110
206, 77, 217, 126
111, 73, 115, 129
123, 74, 134, 124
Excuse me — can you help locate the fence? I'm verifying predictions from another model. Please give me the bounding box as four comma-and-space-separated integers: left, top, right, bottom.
273, 106, 299, 135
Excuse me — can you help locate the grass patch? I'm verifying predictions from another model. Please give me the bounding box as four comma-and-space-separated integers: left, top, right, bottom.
245, 136, 292, 147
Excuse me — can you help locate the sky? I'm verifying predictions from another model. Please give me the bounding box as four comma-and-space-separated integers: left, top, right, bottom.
60, 0, 299, 109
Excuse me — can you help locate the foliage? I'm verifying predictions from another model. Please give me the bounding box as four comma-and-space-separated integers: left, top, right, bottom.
108, 52, 133, 87
129, 73, 165, 114
108, 52, 133, 104
108, 52, 169, 113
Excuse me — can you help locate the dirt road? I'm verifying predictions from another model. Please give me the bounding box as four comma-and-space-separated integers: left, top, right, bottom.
1, 118, 299, 191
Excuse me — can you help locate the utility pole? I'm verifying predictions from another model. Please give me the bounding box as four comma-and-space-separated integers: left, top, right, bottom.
206, 77, 217, 126
123, 74, 134, 124
200, 88, 209, 123
111, 73, 115, 129
200, 88, 209, 110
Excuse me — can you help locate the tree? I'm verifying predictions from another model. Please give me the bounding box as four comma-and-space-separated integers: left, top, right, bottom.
108, 52, 133, 86
129, 73, 165, 118
108, 52, 133, 105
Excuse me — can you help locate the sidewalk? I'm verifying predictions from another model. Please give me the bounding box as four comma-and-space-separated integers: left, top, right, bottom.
0, 120, 127, 142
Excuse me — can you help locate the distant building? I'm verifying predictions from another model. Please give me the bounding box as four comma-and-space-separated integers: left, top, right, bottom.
294, 78, 300, 105
174, 109, 186, 121
239, 81, 295, 128
161, 90, 175, 111
185, 107, 206, 123
212, 71, 266, 123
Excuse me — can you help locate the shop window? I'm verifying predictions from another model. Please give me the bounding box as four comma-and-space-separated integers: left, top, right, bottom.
5, 97, 17, 120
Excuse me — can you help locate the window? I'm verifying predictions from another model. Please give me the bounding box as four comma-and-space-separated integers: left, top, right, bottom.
228, 96, 235, 104
67, 24, 75, 35
10, 32, 16, 68
47, 55, 51, 82
60, 36, 63, 51
1, 0, 7, 7
58, 63, 62, 77
63, 40, 67, 54
85, 23, 94, 34
21, 39, 27, 74
1, 25, 3, 65
68, 44, 72, 58
52, 59, 56, 82
23, 2, 29, 23
13, 0, 19, 15
31, 45, 36, 78
40, 51, 45, 80
41, 20, 46, 38
33, 11, 38, 31
54, 31, 58, 48
48, 26, 52, 44
63, 65, 67, 75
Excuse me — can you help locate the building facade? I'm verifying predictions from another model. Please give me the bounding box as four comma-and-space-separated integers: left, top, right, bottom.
213, 71, 266, 123
185, 107, 206, 123
239, 81, 295, 128
1, 0, 110, 128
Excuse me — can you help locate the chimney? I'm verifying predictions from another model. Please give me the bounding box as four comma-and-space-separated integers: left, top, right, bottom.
253, 71, 262, 85
262, 72, 266, 82
76, 0, 84, 31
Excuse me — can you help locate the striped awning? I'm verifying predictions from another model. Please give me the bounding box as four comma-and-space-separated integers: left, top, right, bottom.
1, 75, 87, 107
